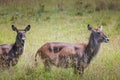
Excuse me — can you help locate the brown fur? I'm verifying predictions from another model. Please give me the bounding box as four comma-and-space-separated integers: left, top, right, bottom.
35, 24, 109, 76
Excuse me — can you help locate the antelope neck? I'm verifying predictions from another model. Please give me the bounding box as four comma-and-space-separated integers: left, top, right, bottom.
85, 33, 101, 64
8, 37, 25, 58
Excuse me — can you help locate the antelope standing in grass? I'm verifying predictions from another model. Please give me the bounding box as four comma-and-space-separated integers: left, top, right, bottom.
35, 24, 109, 76
0, 25, 30, 68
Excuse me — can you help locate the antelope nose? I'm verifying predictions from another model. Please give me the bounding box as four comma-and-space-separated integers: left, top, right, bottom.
106, 38, 109, 41
105, 38, 109, 43
22, 37, 26, 42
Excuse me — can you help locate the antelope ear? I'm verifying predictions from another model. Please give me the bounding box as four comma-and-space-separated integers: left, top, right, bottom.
98, 26, 102, 31
24, 25, 31, 32
87, 24, 92, 31
12, 25, 18, 32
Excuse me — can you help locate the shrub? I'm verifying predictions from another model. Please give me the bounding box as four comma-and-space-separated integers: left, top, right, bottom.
95, 0, 107, 11
108, 1, 120, 10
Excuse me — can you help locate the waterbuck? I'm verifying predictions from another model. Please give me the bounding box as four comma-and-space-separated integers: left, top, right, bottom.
35, 24, 109, 76
0, 25, 30, 68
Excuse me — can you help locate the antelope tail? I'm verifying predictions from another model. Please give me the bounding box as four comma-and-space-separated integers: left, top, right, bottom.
35, 50, 41, 67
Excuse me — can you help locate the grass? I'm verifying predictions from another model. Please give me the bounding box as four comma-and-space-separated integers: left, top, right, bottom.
0, 0, 120, 80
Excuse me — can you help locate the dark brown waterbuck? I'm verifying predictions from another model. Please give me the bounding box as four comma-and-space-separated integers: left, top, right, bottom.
0, 25, 30, 68
35, 24, 109, 76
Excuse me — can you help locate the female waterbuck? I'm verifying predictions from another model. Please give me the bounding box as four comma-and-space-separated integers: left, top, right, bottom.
0, 25, 30, 68
35, 24, 109, 76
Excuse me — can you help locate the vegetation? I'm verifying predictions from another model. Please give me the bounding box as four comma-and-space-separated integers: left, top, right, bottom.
0, 0, 120, 80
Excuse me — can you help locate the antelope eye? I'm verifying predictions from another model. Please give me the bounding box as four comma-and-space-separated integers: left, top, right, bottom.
19, 33, 22, 37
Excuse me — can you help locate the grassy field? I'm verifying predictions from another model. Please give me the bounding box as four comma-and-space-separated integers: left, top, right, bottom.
0, 0, 120, 80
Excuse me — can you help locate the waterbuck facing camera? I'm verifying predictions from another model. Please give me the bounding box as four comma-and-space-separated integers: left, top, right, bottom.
0, 25, 30, 68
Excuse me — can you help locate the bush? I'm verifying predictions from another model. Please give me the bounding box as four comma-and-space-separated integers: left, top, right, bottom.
95, 0, 107, 11
108, 1, 120, 10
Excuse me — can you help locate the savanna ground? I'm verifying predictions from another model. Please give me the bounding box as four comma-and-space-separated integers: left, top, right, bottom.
0, 0, 120, 80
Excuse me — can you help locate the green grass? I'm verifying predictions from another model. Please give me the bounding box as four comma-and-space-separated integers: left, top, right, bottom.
0, 0, 120, 80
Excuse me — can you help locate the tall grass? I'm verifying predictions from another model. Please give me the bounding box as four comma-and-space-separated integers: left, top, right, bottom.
0, 0, 120, 80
